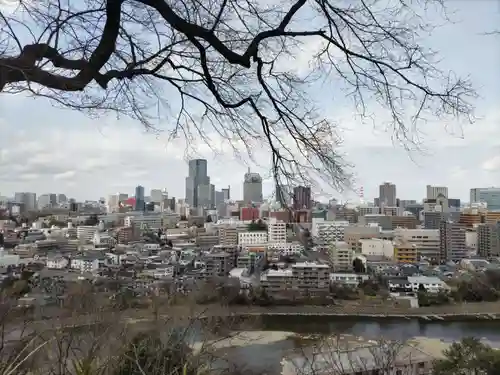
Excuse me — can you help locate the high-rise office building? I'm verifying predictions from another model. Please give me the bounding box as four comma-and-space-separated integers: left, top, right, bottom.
14, 192, 37, 211
470, 188, 500, 210
197, 183, 215, 208
293, 186, 312, 210
243, 168, 263, 203
150, 189, 163, 203
135, 185, 145, 211
38, 193, 57, 209
276, 184, 293, 206
426, 185, 448, 199
185, 159, 210, 208
378, 182, 397, 207
221, 186, 230, 201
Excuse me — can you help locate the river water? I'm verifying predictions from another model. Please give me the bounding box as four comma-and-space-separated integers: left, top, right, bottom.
219, 316, 500, 374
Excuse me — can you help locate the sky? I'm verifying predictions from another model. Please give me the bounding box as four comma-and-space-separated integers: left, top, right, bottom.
0, 0, 499, 203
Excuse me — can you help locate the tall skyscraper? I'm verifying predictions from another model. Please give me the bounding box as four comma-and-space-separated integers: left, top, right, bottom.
197, 183, 215, 208
378, 182, 396, 207
185, 159, 210, 208
293, 186, 312, 210
276, 184, 292, 206
38, 193, 57, 209
221, 186, 230, 201
14, 192, 37, 211
135, 185, 145, 211
243, 168, 263, 203
426, 185, 448, 199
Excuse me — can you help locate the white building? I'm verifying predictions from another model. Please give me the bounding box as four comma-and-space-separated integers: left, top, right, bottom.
328, 241, 354, 272
329, 273, 370, 286
267, 217, 286, 243
46, 255, 69, 269
268, 242, 304, 256
70, 257, 100, 273
0, 249, 20, 267
312, 218, 350, 251
238, 231, 268, 247
407, 276, 450, 293
76, 226, 99, 242
359, 238, 394, 258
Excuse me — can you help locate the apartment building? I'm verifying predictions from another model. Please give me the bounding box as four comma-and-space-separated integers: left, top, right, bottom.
311, 218, 349, 247
267, 217, 286, 243
357, 205, 380, 216
196, 233, 220, 250
393, 241, 418, 263
238, 231, 268, 248
204, 252, 234, 277
76, 226, 99, 243
260, 262, 329, 296
390, 216, 419, 229
477, 223, 500, 258
439, 221, 467, 262
328, 241, 354, 272
218, 227, 239, 245
394, 228, 440, 262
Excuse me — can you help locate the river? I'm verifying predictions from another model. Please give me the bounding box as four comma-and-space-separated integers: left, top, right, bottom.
216, 316, 500, 374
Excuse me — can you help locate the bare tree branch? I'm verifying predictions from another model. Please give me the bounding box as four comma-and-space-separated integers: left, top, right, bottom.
0, 0, 476, 194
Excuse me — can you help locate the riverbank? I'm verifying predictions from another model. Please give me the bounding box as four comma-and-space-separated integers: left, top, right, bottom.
184, 301, 500, 322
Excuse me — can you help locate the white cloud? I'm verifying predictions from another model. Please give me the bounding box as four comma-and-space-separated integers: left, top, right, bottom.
482, 156, 500, 172
54, 171, 76, 180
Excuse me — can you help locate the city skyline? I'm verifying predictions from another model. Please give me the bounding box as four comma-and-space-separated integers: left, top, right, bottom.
0, 1, 498, 203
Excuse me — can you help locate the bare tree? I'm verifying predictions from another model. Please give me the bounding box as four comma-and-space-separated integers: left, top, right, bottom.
287, 335, 435, 375
0, 0, 475, 191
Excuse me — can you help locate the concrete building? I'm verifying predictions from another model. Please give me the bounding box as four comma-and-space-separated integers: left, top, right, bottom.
477, 223, 500, 258
359, 238, 393, 258
393, 241, 418, 263
76, 226, 99, 243
14, 192, 37, 212
394, 228, 440, 262
439, 221, 467, 262
238, 231, 268, 247
243, 168, 263, 203
328, 241, 354, 272
378, 182, 396, 207
197, 183, 215, 208
107, 193, 128, 213
260, 261, 330, 296
358, 214, 392, 230
426, 185, 448, 199
470, 188, 500, 210
344, 225, 380, 253
204, 252, 234, 277
38, 193, 57, 209
292, 186, 312, 210
185, 159, 210, 208
357, 205, 380, 216
267, 217, 286, 244
311, 218, 350, 248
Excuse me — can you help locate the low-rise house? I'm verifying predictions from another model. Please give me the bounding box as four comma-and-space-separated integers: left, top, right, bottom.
70, 256, 100, 273
407, 276, 450, 293
329, 273, 370, 287
46, 255, 69, 269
